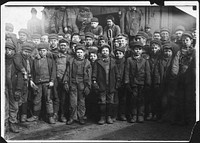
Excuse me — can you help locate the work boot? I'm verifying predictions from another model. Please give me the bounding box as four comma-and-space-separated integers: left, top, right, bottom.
26, 116, 39, 122
152, 115, 158, 121
79, 117, 86, 125
21, 114, 27, 123
146, 113, 153, 121
60, 114, 67, 122
119, 114, 127, 121
49, 116, 56, 124
66, 118, 74, 125
10, 123, 20, 133
138, 115, 144, 123
107, 116, 113, 124
129, 115, 137, 123
98, 116, 105, 125
53, 113, 58, 122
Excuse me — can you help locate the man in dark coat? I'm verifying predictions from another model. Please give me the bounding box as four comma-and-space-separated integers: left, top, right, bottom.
54, 38, 71, 122
27, 43, 56, 124
92, 44, 120, 125
13, 42, 34, 123
64, 44, 92, 125
5, 41, 20, 133
124, 41, 151, 123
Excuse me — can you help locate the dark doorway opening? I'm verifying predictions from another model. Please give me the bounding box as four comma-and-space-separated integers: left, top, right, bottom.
94, 12, 120, 29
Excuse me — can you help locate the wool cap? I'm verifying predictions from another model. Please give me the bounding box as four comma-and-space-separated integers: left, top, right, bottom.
154, 29, 160, 34
160, 27, 170, 33
59, 38, 70, 44
49, 33, 58, 40
31, 34, 41, 39
130, 41, 143, 49
145, 24, 151, 28
98, 35, 108, 42
150, 39, 162, 47
136, 31, 149, 39
106, 15, 115, 22
37, 43, 49, 50
182, 31, 193, 39
101, 44, 111, 51
91, 17, 99, 22
115, 47, 126, 53
6, 41, 15, 50
85, 32, 94, 39
175, 25, 185, 32
89, 48, 98, 55
163, 43, 173, 51
21, 42, 34, 52
18, 28, 29, 36
75, 44, 86, 51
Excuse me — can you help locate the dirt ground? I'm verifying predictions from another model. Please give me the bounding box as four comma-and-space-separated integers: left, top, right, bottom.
3, 119, 194, 142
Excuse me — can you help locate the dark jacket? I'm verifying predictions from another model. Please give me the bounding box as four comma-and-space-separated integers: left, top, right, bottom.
115, 58, 126, 87
32, 55, 56, 84
92, 57, 120, 93
13, 52, 33, 91
104, 24, 121, 39
124, 56, 151, 86
64, 57, 92, 89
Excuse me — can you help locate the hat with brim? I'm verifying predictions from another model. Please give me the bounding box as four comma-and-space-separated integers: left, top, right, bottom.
18, 28, 29, 36
37, 43, 49, 50
160, 27, 170, 34
150, 39, 162, 47
101, 44, 111, 52
21, 42, 34, 52
31, 34, 41, 39
89, 48, 98, 55
85, 32, 94, 39
182, 31, 193, 39
115, 47, 126, 54
91, 17, 99, 22
130, 41, 143, 49
6, 41, 15, 50
163, 43, 173, 51
59, 38, 70, 44
136, 31, 149, 39
75, 44, 86, 51
49, 33, 58, 40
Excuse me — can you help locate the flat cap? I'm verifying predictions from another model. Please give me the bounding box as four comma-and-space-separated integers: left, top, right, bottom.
163, 43, 173, 51
145, 24, 151, 28
21, 42, 34, 52
37, 43, 49, 50
175, 25, 185, 32
75, 44, 86, 51
89, 48, 98, 55
136, 31, 149, 39
91, 17, 99, 22
115, 47, 126, 53
6, 41, 15, 50
101, 44, 111, 51
130, 41, 143, 49
18, 28, 29, 36
59, 38, 70, 44
150, 39, 162, 47
182, 31, 193, 39
49, 33, 58, 39
31, 34, 41, 39
154, 29, 160, 34
98, 35, 108, 42
85, 32, 94, 39
160, 27, 170, 33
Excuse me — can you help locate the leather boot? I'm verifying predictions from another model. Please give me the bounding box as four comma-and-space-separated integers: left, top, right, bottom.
26, 116, 39, 122
10, 122, 20, 133
60, 114, 67, 122
66, 118, 74, 125
98, 116, 105, 125
49, 116, 56, 124
21, 114, 27, 123
107, 116, 113, 124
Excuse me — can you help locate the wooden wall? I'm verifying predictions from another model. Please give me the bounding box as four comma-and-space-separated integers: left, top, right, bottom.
90, 6, 196, 34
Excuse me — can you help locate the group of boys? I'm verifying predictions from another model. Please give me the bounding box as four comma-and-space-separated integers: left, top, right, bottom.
5, 14, 196, 134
